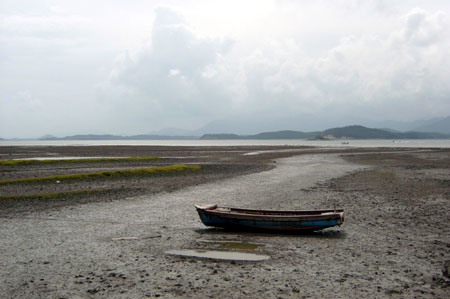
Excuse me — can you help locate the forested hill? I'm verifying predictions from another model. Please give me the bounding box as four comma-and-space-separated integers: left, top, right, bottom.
318, 125, 447, 139
201, 130, 318, 140
201, 126, 449, 140
19, 125, 449, 141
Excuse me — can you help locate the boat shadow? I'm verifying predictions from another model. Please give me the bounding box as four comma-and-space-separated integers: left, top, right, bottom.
195, 227, 347, 240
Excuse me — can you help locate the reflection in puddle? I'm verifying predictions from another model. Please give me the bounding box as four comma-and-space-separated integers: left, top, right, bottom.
218, 242, 261, 250
14, 156, 123, 161
166, 249, 270, 261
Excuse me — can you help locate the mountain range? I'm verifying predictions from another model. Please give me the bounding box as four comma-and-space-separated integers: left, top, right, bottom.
2, 116, 449, 141
34, 125, 449, 141
201, 126, 448, 140
148, 116, 450, 137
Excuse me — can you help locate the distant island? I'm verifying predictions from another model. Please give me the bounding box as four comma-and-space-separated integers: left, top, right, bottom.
1, 125, 448, 141
201, 125, 448, 140
201, 130, 318, 140
317, 125, 448, 140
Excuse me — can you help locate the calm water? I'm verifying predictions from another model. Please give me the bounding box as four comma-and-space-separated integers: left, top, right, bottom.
1, 139, 449, 148
165, 249, 270, 261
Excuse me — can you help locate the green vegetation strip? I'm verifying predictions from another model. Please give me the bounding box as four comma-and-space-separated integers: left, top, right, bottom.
0, 164, 201, 185
0, 156, 159, 166
0, 189, 106, 200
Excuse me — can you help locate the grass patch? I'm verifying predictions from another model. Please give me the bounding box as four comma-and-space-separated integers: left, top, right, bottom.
0, 164, 201, 185
0, 189, 106, 200
0, 156, 159, 166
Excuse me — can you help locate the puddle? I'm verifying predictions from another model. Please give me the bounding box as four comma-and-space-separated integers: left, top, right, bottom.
243, 149, 312, 156
166, 249, 270, 261
218, 242, 261, 250
111, 235, 161, 241
15, 156, 123, 161
160, 156, 211, 159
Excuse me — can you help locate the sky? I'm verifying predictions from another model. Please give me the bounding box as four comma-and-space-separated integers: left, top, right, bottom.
1, 0, 450, 138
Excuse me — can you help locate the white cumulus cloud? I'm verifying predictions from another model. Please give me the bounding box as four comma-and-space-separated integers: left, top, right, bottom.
2, 1, 450, 137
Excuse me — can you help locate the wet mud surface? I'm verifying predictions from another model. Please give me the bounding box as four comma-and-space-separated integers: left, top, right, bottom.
0, 146, 449, 298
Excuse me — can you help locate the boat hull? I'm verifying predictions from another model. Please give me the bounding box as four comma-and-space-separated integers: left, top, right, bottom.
195, 204, 344, 232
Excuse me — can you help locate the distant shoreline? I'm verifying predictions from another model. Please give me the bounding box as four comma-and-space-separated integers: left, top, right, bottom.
2, 124, 449, 142
1, 139, 450, 150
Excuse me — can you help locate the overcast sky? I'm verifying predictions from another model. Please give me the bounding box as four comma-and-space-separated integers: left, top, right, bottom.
1, 0, 450, 138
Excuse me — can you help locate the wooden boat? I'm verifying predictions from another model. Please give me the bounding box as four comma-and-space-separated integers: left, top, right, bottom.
195, 204, 344, 232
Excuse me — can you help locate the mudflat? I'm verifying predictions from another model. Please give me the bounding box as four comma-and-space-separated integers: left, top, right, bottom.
0, 145, 449, 298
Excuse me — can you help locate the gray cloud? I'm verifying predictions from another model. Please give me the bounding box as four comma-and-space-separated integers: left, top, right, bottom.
1, 2, 450, 138
105, 6, 450, 131
228, 7, 450, 122
101, 7, 234, 129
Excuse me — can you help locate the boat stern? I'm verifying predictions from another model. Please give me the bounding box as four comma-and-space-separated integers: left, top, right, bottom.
338, 211, 344, 225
